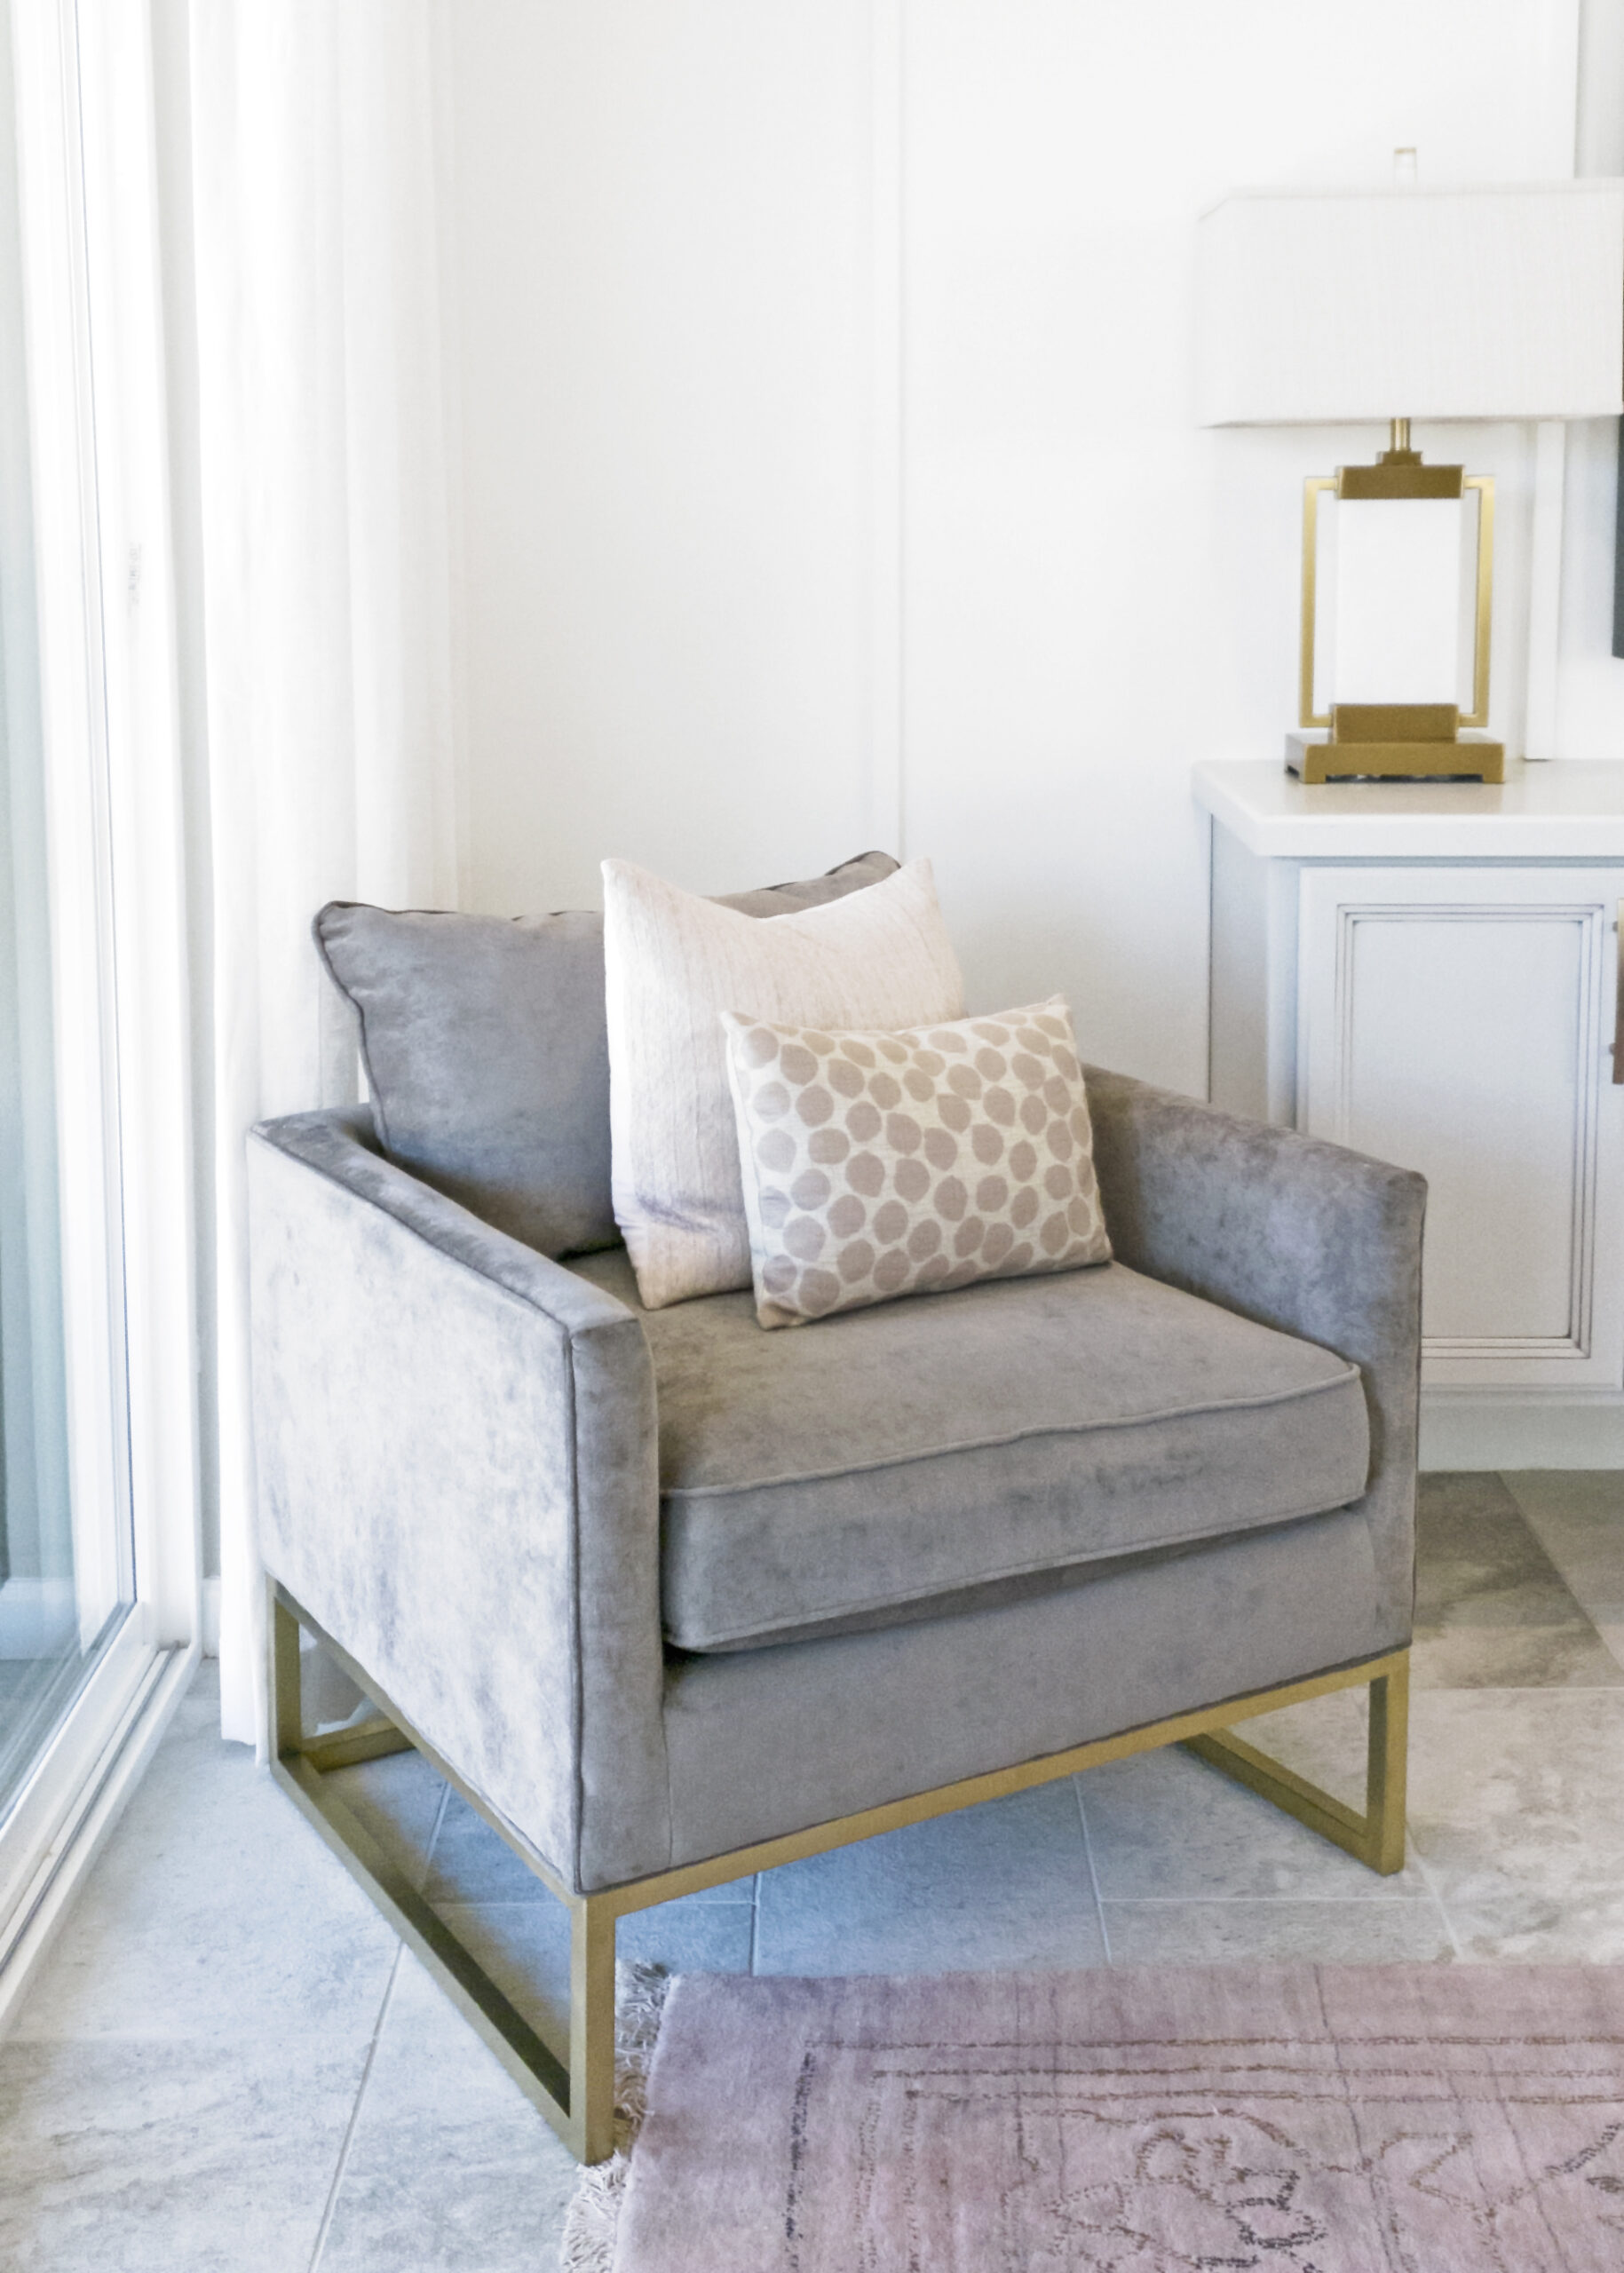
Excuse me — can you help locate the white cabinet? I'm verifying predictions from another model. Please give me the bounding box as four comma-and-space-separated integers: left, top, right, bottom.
1196, 762, 1624, 1409
1295, 866, 1622, 1389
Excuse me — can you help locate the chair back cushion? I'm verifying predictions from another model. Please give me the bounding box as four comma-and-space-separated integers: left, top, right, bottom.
314, 851, 898, 1257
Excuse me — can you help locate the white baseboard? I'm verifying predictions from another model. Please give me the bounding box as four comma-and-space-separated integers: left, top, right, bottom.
201, 1577, 221, 1658
0, 1579, 75, 1659
1421, 1397, 1624, 1470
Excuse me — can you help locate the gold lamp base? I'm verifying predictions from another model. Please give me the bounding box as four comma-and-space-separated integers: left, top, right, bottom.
1287, 703, 1505, 786
1295, 424, 1499, 785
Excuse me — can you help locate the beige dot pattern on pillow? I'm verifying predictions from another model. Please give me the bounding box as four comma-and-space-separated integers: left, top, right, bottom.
722, 996, 1112, 1329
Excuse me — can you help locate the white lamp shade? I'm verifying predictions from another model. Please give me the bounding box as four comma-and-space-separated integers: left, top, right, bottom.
1197, 183, 1624, 425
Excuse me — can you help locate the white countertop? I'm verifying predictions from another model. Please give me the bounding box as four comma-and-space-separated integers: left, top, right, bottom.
1192, 758, 1624, 859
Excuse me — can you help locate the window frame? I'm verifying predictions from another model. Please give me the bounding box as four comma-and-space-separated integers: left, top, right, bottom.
0, 0, 202, 2002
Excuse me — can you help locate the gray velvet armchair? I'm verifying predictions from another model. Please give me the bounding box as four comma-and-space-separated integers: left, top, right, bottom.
248, 857, 1424, 2163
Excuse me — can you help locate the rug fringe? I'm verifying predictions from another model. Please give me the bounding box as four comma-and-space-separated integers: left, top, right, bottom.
557, 1961, 673, 2272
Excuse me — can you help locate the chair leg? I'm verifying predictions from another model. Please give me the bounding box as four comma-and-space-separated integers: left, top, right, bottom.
265, 1581, 620, 2162
1181, 1651, 1410, 1875
1365, 1655, 1409, 1873
570, 1894, 619, 2164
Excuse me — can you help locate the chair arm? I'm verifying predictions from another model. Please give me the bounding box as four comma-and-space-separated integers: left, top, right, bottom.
1083, 1067, 1426, 1641
248, 1109, 670, 1892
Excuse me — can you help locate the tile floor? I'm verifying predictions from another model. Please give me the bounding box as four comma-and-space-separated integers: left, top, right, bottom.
2, 1470, 1623, 2269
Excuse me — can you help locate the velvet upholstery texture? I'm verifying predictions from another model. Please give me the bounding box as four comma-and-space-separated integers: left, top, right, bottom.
566, 1247, 1367, 1653
658, 1502, 1384, 1865
313, 851, 898, 1258
249, 1069, 1422, 1895
248, 1111, 670, 1890
1083, 1068, 1425, 1643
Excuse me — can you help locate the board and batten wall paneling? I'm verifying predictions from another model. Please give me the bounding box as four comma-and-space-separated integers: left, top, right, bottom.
1551, 0, 1624, 758
446, 0, 1593, 1098
448, 0, 884, 916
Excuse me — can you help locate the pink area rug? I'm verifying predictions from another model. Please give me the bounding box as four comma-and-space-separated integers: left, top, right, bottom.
575, 1964, 1624, 2271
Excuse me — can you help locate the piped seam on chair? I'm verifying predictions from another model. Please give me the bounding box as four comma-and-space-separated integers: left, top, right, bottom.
564, 1328, 589, 1897
311, 909, 395, 1152
661, 1490, 1373, 1651
659, 1361, 1364, 1500
250, 1124, 638, 1340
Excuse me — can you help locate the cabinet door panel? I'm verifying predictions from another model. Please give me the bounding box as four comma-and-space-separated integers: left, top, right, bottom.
1298, 867, 1623, 1390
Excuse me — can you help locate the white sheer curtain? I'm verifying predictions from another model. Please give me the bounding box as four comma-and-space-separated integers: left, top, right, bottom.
190, 1, 459, 1745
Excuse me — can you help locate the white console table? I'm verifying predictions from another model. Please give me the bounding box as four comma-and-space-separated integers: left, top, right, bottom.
1193, 759, 1624, 1466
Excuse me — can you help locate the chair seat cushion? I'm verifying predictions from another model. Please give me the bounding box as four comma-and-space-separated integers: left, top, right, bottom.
566, 1250, 1371, 1653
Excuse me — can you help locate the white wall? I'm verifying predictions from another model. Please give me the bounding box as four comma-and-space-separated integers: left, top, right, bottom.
446, 0, 1622, 1098
1558, 0, 1624, 760
448, 0, 883, 915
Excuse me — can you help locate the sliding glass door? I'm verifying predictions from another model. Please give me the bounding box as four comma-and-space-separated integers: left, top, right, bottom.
0, 96, 135, 1825
0, 734, 135, 1826
0, 0, 197, 1989
0, 0, 137, 1827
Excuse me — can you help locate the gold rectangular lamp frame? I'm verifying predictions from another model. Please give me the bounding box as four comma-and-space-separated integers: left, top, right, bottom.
1294, 436, 1501, 782
268, 1579, 1410, 2165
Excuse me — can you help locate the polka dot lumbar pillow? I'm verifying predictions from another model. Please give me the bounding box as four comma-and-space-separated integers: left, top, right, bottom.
721, 995, 1112, 1327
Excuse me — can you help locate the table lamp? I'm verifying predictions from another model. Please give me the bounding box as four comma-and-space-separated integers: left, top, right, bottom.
1197, 181, 1624, 781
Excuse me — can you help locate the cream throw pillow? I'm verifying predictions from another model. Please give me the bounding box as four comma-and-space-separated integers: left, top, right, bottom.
723, 996, 1112, 1328
603, 857, 963, 1309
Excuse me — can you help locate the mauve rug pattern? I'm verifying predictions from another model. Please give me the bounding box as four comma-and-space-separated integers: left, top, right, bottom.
599, 1964, 1624, 2271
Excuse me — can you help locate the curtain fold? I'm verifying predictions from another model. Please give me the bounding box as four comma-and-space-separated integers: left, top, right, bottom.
190, 0, 458, 1746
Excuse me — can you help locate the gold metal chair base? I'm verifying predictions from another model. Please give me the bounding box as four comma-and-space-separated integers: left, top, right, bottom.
267, 1580, 1410, 2164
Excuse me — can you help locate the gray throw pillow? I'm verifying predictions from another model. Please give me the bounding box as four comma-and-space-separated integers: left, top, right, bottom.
313, 851, 899, 1257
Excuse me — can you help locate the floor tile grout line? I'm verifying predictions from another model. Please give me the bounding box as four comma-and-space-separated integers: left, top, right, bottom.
427, 1893, 756, 1917
1414, 1684, 1624, 1696
1095, 1892, 1441, 1907
417, 1777, 455, 1897
1497, 1493, 1624, 1618
1403, 1834, 1468, 1963
307, 1941, 404, 2273
1073, 1775, 1113, 1967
